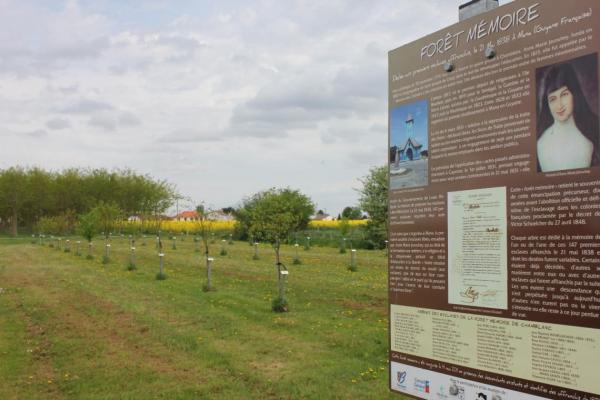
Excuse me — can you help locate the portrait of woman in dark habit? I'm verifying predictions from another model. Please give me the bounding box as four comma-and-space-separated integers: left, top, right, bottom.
536, 58, 600, 172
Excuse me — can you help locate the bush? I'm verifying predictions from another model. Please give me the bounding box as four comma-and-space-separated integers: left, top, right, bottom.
155, 272, 167, 280
271, 296, 289, 312
358, 166, 388, 249
35, 211, 77, 236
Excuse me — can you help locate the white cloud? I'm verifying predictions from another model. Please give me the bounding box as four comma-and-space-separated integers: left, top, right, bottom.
89, 112, 117, 131
23, 129, 48, 138
60, 99, 114, 114
118, 111, 142, 127
0, 0, 514, 214
46, 118, 71, 130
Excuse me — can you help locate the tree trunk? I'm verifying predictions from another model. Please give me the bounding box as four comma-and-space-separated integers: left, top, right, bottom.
275, 240, 282, 297
11, 208, 17, 236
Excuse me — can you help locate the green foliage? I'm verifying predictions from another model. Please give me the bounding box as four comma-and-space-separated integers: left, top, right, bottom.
94, 202, 121, 239
0, 167, 176, 235
77, 209, 100, 242
358, 166, 388, 249
234, 188, 315, 244
34, 211, 77, 236
196, 204, 215, 258
0, 167, 28, 235
339, 218, 351, 237
341, 206, 362, 220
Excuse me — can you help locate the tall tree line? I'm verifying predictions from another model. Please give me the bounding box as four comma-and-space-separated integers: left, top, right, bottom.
0, 167, 176, 235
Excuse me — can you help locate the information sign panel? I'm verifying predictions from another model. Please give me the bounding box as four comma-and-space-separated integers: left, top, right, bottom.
388, 1, 600, 399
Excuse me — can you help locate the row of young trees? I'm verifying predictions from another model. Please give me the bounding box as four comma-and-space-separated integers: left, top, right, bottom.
0, 167, 176, 235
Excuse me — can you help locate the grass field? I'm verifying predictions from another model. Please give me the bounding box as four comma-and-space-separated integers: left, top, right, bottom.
0, 236, 404, 399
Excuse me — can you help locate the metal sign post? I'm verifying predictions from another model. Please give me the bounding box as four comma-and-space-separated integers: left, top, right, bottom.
205, 257, 214, 291
293, 243, 301, 265
128, 246, 136, 270
157, 253, 166, 280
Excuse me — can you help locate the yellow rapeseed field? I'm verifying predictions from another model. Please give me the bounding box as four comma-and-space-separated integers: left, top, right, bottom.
124, 219, 366, 233
308, 219, 367, 228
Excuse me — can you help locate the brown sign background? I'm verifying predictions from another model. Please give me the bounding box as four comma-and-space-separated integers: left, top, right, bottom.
389, 0, 600, 398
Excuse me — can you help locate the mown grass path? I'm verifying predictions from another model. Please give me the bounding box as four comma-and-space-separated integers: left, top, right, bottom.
0, 238, 404, 399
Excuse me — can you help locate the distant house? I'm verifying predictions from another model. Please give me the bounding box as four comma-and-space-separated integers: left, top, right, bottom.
312, 211, 334, 221
174, 211, 199, 222
207, 210, 235, 221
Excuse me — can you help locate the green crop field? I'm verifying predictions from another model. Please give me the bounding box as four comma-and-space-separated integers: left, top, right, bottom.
0, 237, 404, 399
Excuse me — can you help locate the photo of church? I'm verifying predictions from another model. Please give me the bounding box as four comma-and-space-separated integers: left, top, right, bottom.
389, 100, 429, 189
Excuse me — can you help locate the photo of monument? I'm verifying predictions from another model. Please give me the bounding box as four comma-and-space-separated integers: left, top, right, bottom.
389, 100, 429, 189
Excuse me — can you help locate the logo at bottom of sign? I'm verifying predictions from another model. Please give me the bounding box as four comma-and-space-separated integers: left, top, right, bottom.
414, 378, 430, 394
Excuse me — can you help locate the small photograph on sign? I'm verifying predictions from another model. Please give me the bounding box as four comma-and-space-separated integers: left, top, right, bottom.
389, 99, 429, 189
536, 53, 599, 173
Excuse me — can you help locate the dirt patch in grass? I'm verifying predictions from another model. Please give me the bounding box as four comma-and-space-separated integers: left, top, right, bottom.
2, 264, 210, 389
339, 299, 387, 317
220, 269, 269, 282
3, 291, 64, 399
248, 360, 285, 380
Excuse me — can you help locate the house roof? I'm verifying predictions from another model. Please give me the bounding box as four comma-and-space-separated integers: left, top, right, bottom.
175, 210, 198, 218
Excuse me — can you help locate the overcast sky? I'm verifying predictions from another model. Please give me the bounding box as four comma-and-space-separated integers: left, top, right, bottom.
0, 0, 512, 215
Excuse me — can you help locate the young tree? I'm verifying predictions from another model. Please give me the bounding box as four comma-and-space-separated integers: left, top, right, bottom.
77, 209, 100, 259
236, 188, 315, 311
196, 204, 215, 291
94, 202, 122, 239
358, 166, 388, 249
